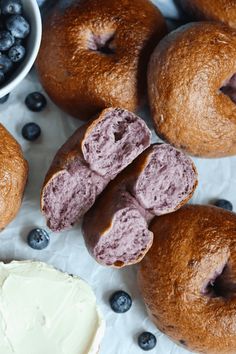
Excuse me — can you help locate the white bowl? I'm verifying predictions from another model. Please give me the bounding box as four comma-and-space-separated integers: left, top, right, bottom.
0, 0, 42, 98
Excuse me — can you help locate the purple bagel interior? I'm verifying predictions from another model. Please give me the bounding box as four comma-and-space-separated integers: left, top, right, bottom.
82, 108, 151, 179
42, 108, 151, 231
221, 73, 236, 104
42, 158, 106, 231
90, 144, 197, 267
133, 144, 197, 215
93, 191, 153, 267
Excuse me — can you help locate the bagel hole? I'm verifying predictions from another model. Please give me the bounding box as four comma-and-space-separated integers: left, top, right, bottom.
87, 31, 115, 55
204, 264, 236, 299
220, 73, 236, 104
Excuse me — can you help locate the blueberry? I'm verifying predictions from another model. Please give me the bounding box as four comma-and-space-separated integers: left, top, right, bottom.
6, 14, 30, 39
22, 122, 41, 141
0, 16, 5, 31
0, 70, 5, 84
25, 92, 47, 112
8, 44, 25, 62
138, 332, 157, 351
214, 199, 233, 211
27, 228, 50, 250
1, 0, 23, 15
0, 31, 14, 51
109, 290, 132, 313
0, 93, 10, 103
0, 53, 13, 73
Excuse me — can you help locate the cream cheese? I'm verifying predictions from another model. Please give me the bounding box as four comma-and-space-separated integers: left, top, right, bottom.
0, 261, 105, 354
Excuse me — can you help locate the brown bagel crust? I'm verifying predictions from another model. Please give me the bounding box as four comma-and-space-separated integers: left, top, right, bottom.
0, 124, 28, 229
138, 205, 236, 354
179, 0, 236, 29
82, 144, 197, 268
148, 22, 236, 157
36, 0, 167, 120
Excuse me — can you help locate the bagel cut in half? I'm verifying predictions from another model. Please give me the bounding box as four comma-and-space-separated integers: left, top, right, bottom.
178, 0, 236, 30
138, 205, 236, 354
41, 108, 151, 232
37, 0, 167, 120
82, 144, 197, 268
148, 22, 236, 157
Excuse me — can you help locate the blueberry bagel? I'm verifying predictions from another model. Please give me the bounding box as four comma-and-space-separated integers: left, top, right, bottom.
36, 0, 167, 120
148, 22, 236, 157
138, 205, 236, 354
82, 144, 197, 268
41, 108, 151, 231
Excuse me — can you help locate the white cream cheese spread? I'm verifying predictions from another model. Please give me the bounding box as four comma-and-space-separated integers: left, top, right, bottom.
0, 261, 104, 354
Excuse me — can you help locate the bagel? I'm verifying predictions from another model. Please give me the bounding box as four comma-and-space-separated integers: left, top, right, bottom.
178, 0, 236, 30
41, 108, 151, 231
82, 144, 197, 268
148, 22, 236, 157
0, 124, 28, 230
138, 205, 236, 354
36, 0, 167, 120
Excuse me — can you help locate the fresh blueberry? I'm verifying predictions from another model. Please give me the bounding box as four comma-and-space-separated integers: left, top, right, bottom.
0, 70, 5, 84
0, 31, 14, 51
25, 92, 47, 112
0, 53, 13, 73
0, 16, 5, 31
1, 0, 23, 15
8, 44, 25, 62
0, 93, 10, 103
6, 14, 30, 39
214, 199, 233, 211
109, 290, 132, 313
22, 122, 41, 141
27, 228, 50, 250
138, 332, 157, 351
14, 37, 23, 45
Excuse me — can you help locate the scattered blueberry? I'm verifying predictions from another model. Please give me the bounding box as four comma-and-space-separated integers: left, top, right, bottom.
27, 228, 50, 250
25, 92, 47, 112
109, 290, 132, 313
138, 332, 157, 351
22, 122, 41, 141
1, 0, 23, 15
214, 199, 233, 211
8, 44, 25, 62
0, 93, 10, 103
6, 14, 30, 39
0, 53, 13, 73
0, 31, 15, 51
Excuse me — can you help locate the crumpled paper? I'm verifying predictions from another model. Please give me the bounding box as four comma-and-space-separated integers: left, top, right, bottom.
0, 1, 235, 353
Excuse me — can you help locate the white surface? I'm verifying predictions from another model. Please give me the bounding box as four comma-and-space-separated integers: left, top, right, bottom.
0, 0, 42, 98
1, 1, 236, 354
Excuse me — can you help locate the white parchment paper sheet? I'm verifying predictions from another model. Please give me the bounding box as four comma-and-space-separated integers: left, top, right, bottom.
0, 1, 235, 353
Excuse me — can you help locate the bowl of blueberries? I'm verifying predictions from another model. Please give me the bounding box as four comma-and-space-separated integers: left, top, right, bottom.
0, 0, 42, 98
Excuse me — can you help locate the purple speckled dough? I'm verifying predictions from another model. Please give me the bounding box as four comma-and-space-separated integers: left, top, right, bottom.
82, 144, 198, 268
41, 108, 151, 231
